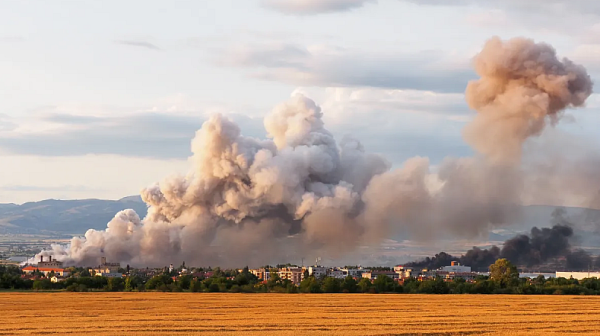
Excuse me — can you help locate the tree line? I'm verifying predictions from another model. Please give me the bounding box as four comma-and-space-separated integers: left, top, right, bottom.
4, 260, 600, 295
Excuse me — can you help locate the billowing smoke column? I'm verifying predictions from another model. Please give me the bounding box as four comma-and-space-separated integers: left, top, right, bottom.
464, 36, 592, 164
38, 37, 593, 267
407, 209, 595, 271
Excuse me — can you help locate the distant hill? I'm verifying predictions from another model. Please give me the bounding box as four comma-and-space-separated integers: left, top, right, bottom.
1, 196, 599, 246
0, 196, 147, 235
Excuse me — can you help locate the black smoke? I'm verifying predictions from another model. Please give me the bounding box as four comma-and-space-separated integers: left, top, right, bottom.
407, 209, 595, 271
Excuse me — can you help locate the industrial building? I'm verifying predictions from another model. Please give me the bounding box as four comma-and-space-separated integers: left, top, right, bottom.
22, 255, 69, 277
89, 257, 122, 277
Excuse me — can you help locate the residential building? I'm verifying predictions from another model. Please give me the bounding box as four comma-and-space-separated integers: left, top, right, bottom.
308, 265, 327, 278
340, 267, 370, 278
362, 271, 399, 280
250, 268, 272, 281
278, 267, 303, 285
327, 268, 345, 279
51, 276, 66, 283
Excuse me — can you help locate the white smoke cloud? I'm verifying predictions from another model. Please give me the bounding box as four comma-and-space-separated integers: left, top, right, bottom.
35, 37, 594, 267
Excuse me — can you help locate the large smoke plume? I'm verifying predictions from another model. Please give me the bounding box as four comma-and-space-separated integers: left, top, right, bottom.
37, 37, 594, 267
407, 209, 595, 271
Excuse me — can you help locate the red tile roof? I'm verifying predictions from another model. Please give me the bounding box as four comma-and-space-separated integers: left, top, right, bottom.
22, 266, 66, 272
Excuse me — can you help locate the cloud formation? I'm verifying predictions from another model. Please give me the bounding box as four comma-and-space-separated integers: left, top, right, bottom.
0, 110, 265, 159
401, 0, 600, 15
114, 40, 161, 51
262, 0, 376, 15
0, 89, 477, 162
221, 43, 474, 92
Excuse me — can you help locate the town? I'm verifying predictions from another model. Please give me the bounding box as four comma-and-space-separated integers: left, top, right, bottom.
0, 255, 598, 295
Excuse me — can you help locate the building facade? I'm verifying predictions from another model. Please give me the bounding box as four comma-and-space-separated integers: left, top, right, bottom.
278, 267, 303, 285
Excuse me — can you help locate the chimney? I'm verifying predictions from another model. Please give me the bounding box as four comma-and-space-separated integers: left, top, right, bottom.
49, 255, 52, 262
40, 255, 44, 263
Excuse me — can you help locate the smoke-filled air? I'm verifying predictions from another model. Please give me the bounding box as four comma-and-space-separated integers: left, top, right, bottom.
407, 208, 592, 271
36, 36, 594, 267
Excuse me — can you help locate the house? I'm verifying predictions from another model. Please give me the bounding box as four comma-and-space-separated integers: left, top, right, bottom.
51, 276, 66, 283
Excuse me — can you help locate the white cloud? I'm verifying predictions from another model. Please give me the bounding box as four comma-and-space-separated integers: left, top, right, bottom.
219, 42, 474, 93
0, 154, 189, 204
0, 103, 266, 159
261, 0, 376, 15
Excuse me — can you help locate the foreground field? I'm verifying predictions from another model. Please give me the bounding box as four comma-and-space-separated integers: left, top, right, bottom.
1, 293, 599, 335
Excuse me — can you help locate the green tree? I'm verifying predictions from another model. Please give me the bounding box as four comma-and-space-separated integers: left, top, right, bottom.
178, 275, 193, 290
489, 258, 519, 288
106, 277, 124, 292
341, 276, 358, 293
145, 274, 173, 290
373, 274, 395, 293
208, 283, 220, 292
299, 276, 322, 293
32, 279, 51, 291
124, 277, 133, 292
321, 277, 341, 293
358, 278, 372, 293
267, 270, 282, 290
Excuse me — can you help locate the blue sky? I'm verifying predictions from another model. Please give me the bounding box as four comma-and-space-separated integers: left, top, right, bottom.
1, 0, 599, 203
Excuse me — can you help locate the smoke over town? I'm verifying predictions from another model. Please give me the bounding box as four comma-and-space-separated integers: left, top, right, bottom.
407, 209, 594, 271
37, 37, 594, 267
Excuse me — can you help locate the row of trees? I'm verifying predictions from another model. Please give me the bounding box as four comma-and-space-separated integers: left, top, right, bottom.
7, 259, 600, 295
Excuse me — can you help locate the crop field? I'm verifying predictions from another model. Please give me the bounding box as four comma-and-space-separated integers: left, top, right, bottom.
1, 293, 600, 335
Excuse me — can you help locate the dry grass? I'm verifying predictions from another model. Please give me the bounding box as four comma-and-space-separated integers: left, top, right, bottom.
1, 293, 599, 335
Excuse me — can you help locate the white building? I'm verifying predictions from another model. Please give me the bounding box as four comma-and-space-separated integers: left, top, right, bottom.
327, 268, 345, 279
308, 266, 327, 278
394, 266, 417, 279
341, 267, 369, 278
441, 261, 471, 273
556, 271, 600, 280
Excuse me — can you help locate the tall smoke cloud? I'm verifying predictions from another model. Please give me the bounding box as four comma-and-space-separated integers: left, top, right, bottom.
464, 36, 593, 164
36, 37, 594, 267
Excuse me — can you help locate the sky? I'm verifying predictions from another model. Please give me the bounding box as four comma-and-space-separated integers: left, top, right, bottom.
1, 0, 600, 204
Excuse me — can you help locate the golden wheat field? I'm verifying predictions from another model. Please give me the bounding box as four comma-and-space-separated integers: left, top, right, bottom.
1, 293, 600, 335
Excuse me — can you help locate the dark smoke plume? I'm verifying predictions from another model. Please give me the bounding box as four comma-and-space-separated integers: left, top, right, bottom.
407, 209, 595, 271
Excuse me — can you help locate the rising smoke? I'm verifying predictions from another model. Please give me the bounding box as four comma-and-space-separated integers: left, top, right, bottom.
407, 208, 595, 271
37, 37, 594, 267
